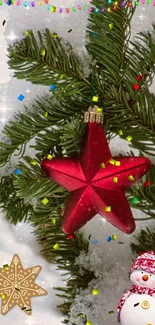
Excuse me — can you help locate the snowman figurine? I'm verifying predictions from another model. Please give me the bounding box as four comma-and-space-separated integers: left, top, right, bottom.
117, 251, 155, 325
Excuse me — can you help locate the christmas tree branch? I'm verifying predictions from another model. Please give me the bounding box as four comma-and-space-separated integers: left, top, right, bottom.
7, 29, 90, 96
30, 208, 95, 323
0, 175, 32, 224
126, 164, 155, 220
131, 227, 155, 255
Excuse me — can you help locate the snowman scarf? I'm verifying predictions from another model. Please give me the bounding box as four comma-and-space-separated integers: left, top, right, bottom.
117, 285, 155, 322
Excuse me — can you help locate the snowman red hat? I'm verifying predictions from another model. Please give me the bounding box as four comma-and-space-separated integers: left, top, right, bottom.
129, 250, 155, 275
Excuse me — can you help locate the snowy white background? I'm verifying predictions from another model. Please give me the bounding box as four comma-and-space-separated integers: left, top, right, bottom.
0, 1, 155, 325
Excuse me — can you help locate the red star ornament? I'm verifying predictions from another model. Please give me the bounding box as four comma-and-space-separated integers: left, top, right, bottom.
41, 122, 151, 234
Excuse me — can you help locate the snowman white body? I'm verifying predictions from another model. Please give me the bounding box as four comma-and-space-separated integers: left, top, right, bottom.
120, 293, 155, 325
120, 269, 155, 325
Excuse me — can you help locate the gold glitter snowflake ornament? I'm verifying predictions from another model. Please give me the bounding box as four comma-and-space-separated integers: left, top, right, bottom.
0, 254, 48, 315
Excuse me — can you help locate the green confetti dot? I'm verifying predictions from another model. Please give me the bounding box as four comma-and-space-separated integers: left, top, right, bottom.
130, 197, 139, 204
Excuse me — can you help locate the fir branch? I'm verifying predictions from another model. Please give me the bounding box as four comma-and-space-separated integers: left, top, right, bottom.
127, 164, 155, 220
131, 227, 155, 255
7, 29, 90, 96
30, 207, 94, 323
86, 0, 135, 85
13, 156, 67, 200
0, 175, 32, 224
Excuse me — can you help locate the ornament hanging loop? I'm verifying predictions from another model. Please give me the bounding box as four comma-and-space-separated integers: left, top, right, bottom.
84, 105, 103, 124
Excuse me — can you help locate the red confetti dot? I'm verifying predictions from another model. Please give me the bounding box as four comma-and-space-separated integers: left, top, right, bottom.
136, 74, 142, 81
144, 180, 150, 187
66, 8, 69, 13
127, 1, 132, 6
133, 84, 140, 90
67, 234, 73, 239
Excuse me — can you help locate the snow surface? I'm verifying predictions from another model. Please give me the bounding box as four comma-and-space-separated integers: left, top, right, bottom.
0, 2, 155, 325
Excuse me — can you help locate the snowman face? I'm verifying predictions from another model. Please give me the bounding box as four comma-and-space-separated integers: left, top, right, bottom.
130, 270, 155, 288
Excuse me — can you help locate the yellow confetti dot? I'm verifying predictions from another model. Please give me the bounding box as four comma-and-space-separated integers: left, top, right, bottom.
51, 5, 56, 12
86, 322, 92, 325
44, 112, 48, 118
3, 264, 9, 269
42, 198, 49, 205
92, 96, 98, 102
38, 1, 42, 4
97, 108, 103, 113
53, 243, 60, 250
51, 218, 56, 225
40, 48, 46, 56
60, 74, 64, 80
107, 7, 111, 12
112, 234, 117, 240
126, 136, 132, 142
114, 1, 118, 4
53, 33, 58, 38
118, 130, 123, 136
30, 160, 37, 166
113, 177, 118, 183
115, 161, 120, 166
2, 293, 7, 300
109, 23, 113, 29
25, 30, 30, 36
47, 154, 53, 160
92, 289, 99, 296
128, 175, 135, 181
100, 162, 105, 168
109, 159, 115, 165
105, 206, 111, 212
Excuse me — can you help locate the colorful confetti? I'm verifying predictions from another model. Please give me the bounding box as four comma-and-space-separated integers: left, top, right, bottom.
133, 84, 140, 90
126, 135, 132, 142
100, 162, 105, 168
128, 175, 135, 181
131, 197, 139, 204
106, 236, 112, 242
50, 85, 56, 90
109, 23, 113, 29
53, 243, 60, 250
144, 180, 150, 187
105, 206, 111, 212
118, 130, 123, 136
41, 198, 49, 205
92, 96, 98, 102
47, 154, 53, 160
30, 159, 37, 166
136, 74, 142, 81
67, 234, 74, 239
18, 94, 25, 101
44, 112, 48, 118
92, 288, 99, 296
112, 234, 117, 240
51, 218, 56, 225
3, 264, 9, 269
91, 238, 98, 244
14, 169, 21, 175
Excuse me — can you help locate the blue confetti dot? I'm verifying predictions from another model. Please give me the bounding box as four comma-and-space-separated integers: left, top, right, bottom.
92, 238, 98, 244
93, 32, 98, 38
14, 169, 21, 175
50, 85, 56, 91
18, 94, 25, 101
106, 236, 112, 242
6, 0, 12, 5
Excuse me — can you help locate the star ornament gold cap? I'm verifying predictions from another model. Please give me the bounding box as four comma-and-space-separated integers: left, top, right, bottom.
0, 254, 48, 315
84, 105, 103, 124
